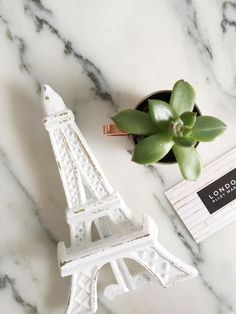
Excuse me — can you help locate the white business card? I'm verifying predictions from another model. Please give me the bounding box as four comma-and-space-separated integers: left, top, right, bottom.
165, 148, 236, 243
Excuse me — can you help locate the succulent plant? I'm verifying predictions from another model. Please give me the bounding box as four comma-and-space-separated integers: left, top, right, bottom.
112, 80, 227, 181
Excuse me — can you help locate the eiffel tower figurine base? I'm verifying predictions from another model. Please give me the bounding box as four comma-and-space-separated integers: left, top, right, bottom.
41, 85, 198, 314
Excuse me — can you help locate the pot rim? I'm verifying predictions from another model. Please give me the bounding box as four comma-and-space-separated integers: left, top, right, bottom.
136, 89, 202, 115
136, 89, 170, 107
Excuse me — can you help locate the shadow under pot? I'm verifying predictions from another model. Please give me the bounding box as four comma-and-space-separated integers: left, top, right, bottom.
131, 90, 201, 164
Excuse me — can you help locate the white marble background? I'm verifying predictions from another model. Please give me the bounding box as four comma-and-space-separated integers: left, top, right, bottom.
0, 0, 236, 313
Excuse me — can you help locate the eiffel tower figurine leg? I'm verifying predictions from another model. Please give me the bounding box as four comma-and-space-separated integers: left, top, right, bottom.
41, 85, 198, 314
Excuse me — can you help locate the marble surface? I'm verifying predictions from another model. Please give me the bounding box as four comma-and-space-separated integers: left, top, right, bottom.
1, 1, 236, 313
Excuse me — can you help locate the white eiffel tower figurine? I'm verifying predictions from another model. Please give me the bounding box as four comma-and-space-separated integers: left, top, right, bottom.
41, 85, 197, 314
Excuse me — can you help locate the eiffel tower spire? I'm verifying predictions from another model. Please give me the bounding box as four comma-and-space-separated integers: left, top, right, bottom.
41, 85, 197, 314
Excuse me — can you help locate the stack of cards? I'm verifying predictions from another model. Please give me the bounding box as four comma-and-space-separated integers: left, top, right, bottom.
165, 148, 236, 243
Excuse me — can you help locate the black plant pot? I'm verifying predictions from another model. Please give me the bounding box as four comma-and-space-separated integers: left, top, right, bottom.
131, 90, 201, 164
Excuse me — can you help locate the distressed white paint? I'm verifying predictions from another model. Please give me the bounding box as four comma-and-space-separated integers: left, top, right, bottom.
41, 85, 197, 314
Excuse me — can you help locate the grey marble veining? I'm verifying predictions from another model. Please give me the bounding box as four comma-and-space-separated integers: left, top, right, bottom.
0, 1, 236, 313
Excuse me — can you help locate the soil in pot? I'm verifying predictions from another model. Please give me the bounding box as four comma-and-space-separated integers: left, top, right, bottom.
131, 90, 201, 164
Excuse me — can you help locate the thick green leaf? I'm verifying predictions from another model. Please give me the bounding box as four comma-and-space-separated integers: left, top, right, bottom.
173, 145, 202, 180
174, 137, 197, 147
112, 109, 158, 135
169, 80, 196, 117
132, 134, 174, 164
148, 99, 174, 130
183, 126, 192, 136
191, 116, 227, 141
180, 112, 197, 128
